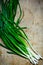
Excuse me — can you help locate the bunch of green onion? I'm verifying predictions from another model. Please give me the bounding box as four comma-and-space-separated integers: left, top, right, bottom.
0, 0, 42, 65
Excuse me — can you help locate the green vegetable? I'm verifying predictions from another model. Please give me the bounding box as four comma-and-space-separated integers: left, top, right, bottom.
0, 0, 42, 65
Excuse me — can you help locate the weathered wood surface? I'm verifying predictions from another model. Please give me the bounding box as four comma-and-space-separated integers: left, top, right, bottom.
0, 0, 43, 65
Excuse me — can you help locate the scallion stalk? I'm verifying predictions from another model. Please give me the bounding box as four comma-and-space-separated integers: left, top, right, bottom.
0, 0, 43, 65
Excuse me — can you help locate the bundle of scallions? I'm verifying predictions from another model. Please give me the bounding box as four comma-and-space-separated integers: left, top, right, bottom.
0, 0, 43, 65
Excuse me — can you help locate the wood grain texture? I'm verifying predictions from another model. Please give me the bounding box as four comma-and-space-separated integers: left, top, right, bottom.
0, 0, 43, 65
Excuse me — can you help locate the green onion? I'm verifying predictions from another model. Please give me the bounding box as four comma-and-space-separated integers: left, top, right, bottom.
0, 0, 43, 65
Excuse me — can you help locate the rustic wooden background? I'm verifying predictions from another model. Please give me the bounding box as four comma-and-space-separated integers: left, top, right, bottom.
0, 0, 43, 65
